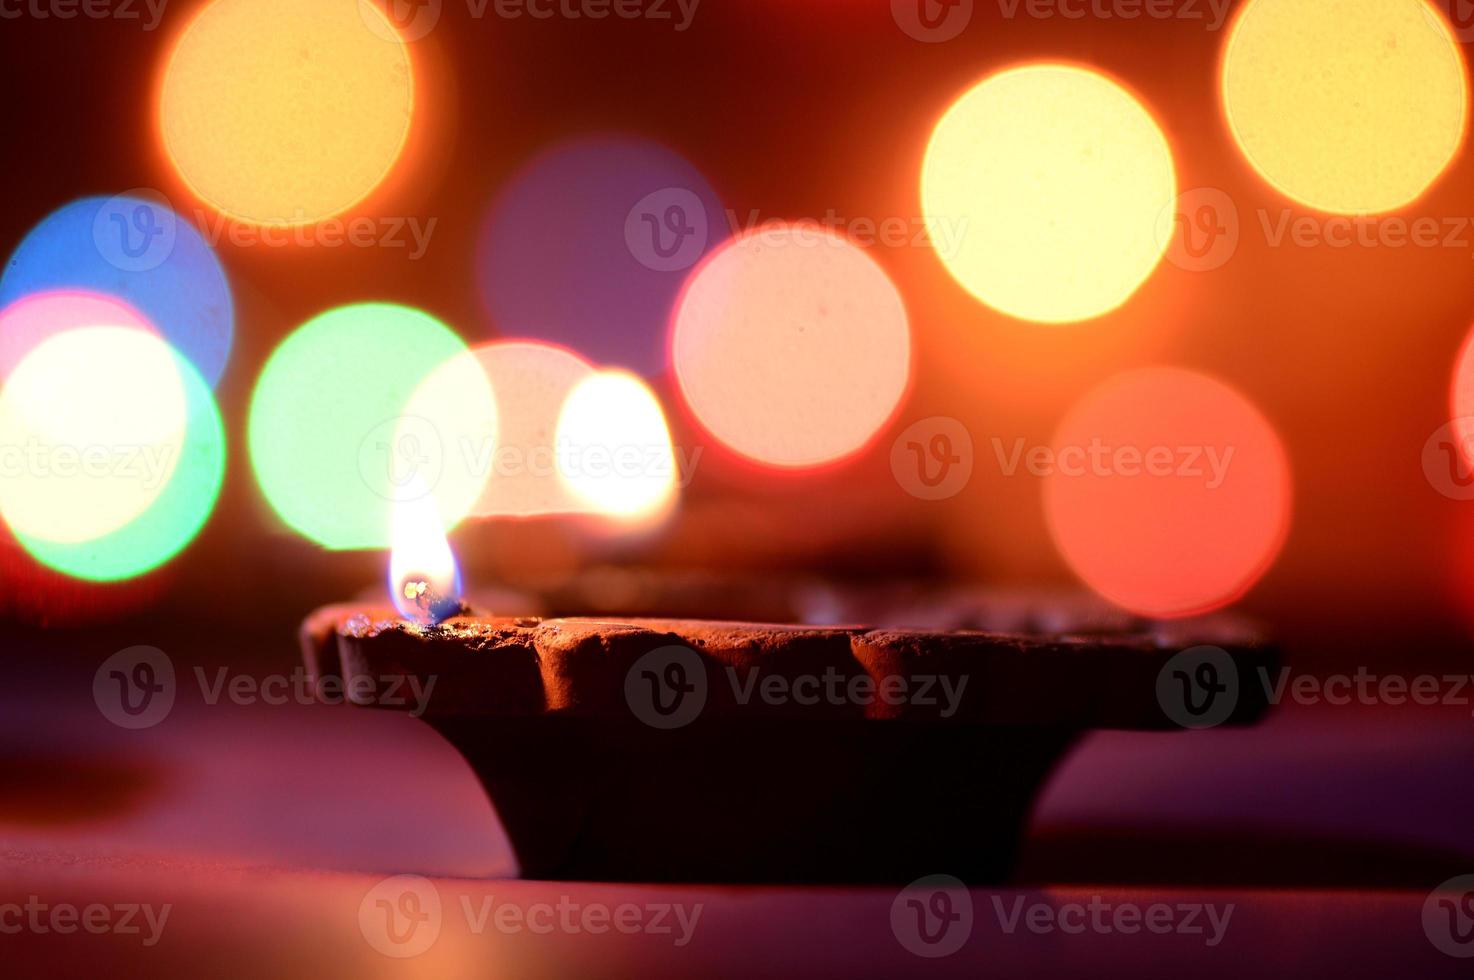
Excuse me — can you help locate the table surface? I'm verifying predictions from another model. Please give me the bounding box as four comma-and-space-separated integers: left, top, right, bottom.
4, 647, 1473, 978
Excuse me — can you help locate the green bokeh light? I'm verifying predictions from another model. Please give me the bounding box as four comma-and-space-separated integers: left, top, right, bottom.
18, 347, 226, 581
248, 303, 469, 549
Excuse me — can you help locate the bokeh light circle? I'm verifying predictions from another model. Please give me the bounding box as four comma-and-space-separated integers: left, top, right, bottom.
15, 343, 225, 582
1222, 0, 1467, 214
0, 290, 156, 379
555, 370, 677, 521
0, 327, 224, 581
395, 347, 499, 525
0, 194, 233, 385
160, 0, 414, 225
477, 136, 727, 376
1447, 323, 1474, 458
466, 340, 595, 517
921, 64, 1176, 323
671, 223, 911, 469
1043, 367, 1292, 618
0, 327, 186, 543
248, 303, 468, 550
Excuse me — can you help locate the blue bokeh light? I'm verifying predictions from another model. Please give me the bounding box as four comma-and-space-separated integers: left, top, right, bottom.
0, 192, 233, 386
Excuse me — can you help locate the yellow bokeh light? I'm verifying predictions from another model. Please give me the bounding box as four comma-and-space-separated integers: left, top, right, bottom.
159, 0, 414, 226
555, 371, 677, 522
1222, 0, 1467, 215
0, 327, 186, 544
920, 64, 1176, 324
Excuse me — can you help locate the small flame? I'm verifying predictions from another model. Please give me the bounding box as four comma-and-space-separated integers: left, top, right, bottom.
388, 485, 463, 626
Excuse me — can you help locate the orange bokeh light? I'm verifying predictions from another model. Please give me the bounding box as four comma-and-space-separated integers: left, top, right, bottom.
158, 0, 414, 226
1043, 367, 1292, 618
1449, 326, 1474, 457
670, 223, 911, 469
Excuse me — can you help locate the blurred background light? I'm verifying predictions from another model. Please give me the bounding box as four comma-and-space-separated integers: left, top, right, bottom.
920, 63, 1176, 324
14, 341, 225, 582
465, 340, 595, 518
0, 325, 224, 581
396, 347, 498, 529
159, 0, 414, 225
0, 290, 156, 380
1222, 0, 1467, 214
0, 326, 186, 544
247, 302, 468, 550
1043, 367, 1292, 618
1447, 322, 1474, 457
0, 194, 233, 385
671, 223, 911, 468
555, 369, 677, 521
476, 135, 727, 376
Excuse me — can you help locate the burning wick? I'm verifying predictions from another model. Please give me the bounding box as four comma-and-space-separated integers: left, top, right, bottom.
389, 484, 464, 627
396, 574, 463, 627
